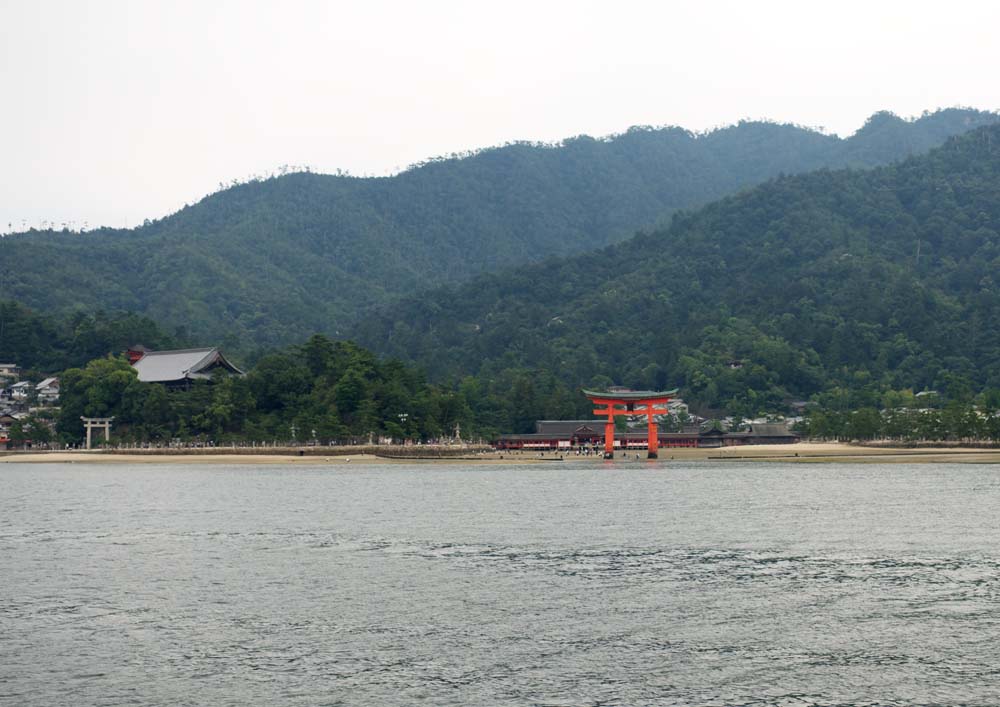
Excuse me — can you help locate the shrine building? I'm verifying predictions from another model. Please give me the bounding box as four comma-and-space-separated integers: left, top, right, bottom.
495, 387, 798, 454
127, 346, 244, 388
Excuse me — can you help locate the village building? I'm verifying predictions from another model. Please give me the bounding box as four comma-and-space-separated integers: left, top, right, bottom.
0, 412, 19, 437
666, 399, 690, 418
0, 363, 19, 382
128, 346, 244, 387
0, 410, 31, 448
9, 381, 33, 401
35, 377, 59, 404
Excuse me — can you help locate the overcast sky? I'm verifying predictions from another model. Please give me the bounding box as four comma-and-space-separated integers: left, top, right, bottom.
2, 0, 999, 232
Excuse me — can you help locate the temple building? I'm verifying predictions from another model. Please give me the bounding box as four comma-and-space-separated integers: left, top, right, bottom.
127, 346, 244, 387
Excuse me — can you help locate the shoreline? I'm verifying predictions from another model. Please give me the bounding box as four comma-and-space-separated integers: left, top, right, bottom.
4, 442, 1000, 464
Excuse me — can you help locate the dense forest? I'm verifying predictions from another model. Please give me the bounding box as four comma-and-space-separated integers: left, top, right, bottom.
2, 109, 996, 351
0, 301, 178, 375
354, 124, 1000, 421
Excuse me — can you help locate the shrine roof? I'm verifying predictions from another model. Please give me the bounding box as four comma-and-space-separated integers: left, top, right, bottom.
534, 419, 606, 435
132, 347, 244, 383
583, 388, 678, 401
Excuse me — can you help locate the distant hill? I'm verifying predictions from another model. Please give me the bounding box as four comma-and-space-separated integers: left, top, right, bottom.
353, 124, 1000, 414
2, 108, 997, 351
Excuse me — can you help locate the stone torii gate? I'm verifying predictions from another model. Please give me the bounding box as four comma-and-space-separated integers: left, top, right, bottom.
583, 389, 677, 459
81, 416, 114, 450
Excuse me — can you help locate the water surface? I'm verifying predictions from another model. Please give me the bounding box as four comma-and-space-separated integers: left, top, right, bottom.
3, 461, 999, 706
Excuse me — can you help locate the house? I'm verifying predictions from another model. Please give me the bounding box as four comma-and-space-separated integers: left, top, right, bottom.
666, 399, 690, 417
0, 412, 17, 436
0, 363, 19, 381
0, 411, 27, 445
35, 377, 59, 404
9, 381, 32, 400
129, 347, 244, 387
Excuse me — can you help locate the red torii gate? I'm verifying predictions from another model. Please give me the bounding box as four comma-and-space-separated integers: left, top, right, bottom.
584, 388, 678, 459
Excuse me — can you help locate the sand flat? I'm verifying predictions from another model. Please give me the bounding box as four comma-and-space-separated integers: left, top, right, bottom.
0, 451, 378, 464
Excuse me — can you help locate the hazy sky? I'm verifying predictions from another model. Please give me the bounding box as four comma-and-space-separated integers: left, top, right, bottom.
2, 0, 999, 232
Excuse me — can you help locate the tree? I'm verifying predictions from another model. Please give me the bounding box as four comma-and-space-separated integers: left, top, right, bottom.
56, 356, 142, 442
9, 414, 53, 447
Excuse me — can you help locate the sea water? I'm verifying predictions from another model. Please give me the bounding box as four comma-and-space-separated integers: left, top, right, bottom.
3, 461, 1000, 706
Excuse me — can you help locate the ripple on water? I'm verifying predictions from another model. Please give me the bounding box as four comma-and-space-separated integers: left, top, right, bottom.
3, 461, 1000, 705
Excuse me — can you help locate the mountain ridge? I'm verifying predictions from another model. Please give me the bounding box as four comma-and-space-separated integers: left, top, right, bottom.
2, 108, 997, 352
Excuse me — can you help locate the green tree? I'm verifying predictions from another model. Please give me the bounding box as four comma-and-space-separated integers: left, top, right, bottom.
56, 356, 143, 442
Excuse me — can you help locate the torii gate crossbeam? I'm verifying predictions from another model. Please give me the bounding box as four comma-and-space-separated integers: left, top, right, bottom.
583, 389, 677, 459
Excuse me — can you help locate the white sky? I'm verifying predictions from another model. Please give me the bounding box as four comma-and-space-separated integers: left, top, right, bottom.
2, 0, 999, 232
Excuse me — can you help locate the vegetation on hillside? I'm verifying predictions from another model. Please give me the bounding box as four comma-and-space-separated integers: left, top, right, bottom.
3, 109, 995, 351
355, 125, 1000, 422
0, 301, 177, 376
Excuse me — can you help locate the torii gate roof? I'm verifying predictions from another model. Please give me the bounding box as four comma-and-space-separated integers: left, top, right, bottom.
583, 388, 678, 401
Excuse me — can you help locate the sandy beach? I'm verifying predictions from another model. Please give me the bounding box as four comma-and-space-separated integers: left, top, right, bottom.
4, 442, 1000, 464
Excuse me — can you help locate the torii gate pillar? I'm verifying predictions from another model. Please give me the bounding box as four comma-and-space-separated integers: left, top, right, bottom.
81, 417, 114, 450
584, 389, 676, 459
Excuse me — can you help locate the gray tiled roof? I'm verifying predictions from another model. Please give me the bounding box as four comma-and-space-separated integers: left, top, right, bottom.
534, 420, 605, 435
132, 348, 244, 383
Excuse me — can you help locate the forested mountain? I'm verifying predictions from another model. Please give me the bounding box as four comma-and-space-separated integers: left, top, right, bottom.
3, 109, 996, 351
353, 124, 1000, 418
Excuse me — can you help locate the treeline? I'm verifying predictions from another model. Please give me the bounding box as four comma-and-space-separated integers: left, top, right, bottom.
53, 335, 589, 444
801, 388, 1000, 441
31, 329, 1000, 447
356, 124, 1000, 418
3, 110, 995, 351
36, 328, 1000, 446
